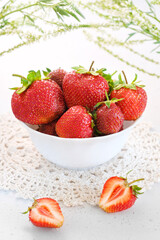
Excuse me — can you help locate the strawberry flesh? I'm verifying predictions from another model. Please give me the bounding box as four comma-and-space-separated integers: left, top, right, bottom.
108, 185, 125, 202
29, 198, 64, 228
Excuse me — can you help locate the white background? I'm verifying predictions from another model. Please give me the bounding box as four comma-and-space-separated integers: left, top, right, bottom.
0, 1, 160, 239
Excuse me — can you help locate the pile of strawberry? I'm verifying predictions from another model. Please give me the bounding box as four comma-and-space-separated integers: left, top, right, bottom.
11, 62, 147, 138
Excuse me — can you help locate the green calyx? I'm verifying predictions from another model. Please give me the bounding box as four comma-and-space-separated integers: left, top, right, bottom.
101, 70, 117, 94
72, 61, 107, 76
89, 111, 104, 136
114, 71, 145, 91
42, 67, 51, 77
94, 91, 123, 109
120, 170, 144, 198
10, 68, 51, 94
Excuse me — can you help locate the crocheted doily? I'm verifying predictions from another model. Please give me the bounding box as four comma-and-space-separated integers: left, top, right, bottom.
0, 113, 160, 207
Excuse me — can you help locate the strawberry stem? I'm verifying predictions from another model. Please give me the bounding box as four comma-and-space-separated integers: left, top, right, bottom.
122, 71, 128, 84
22, 199, 38, 214
128, 178, 144, 186
105, 90, 109, 101
89, 61, 95, 71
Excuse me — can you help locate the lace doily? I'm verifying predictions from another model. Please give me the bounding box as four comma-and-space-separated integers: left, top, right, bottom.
0, 113, 160, 206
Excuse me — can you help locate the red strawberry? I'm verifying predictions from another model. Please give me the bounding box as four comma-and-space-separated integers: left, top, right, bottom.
99, 172, 144, 213
110, 72, 147, 120
94, 93, 124, 135
23, 198, 64, 228
56, 106, 93, 138
48, 68, 67, 87
11, 70, 66, 125
38, 120, 57, 136
62, 63, 109, 111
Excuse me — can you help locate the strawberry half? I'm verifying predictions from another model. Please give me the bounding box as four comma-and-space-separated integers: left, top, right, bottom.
23, 198, 64, 228
99, 172, 144, 213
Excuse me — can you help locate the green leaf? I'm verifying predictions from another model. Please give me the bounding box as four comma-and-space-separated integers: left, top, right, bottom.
118, 73, 124, 84
22, 209, 30, 214
24, 14, 35, 23
132, 73, 138, 82
114, 83, 125, 90
21, 78, 28, 86
90, 71, 99, 76
95, 68, 107, 75
94, 101, 103, 109
16, 85, 29, 94
132, 184, 144, 197
137, 84, 145, 88
111, 71, 117, 77
27, 71, 36, 81
72, 65, 89, 74
154, 41, 160, 44
71, 4, 85, 19
111, 97, 124, 103
43, 68, 51, 77
27, 70, 41, 81
91, 119, 95, 129
66, 10, 80, 22
43, 71, 48, 77
51, 1, 84, 22
46, 67, 51, 72
126, 84, 137, 90
105, 101, 111, 108
92, 110, 97, 120
125, 32, 136, 42
35, 70, 41, 80
9, 87, 19, 90
55, 6, 69, 16
132, 185, 142, 191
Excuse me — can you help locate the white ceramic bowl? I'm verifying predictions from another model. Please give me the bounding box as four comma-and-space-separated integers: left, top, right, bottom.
22, 118, 141, 170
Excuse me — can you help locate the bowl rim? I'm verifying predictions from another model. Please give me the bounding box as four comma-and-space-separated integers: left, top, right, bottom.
20, 116, 142, 142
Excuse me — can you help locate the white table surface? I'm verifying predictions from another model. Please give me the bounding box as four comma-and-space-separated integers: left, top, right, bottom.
0, 3, 160, 238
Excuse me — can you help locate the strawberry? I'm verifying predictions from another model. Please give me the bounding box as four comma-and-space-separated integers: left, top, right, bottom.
99, 171, 144, 213
38, 120, 57, 136
23, 198, 64, 228
110, 72, 147, 120
93, 93, 124, 135
56, 105, 94, 138
47, 68, 67, 88
11, 70, 66, 125
62, 62, 109, 111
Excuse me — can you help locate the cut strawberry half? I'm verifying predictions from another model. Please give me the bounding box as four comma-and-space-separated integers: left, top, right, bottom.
99, 173, 144, 213
23, 198, 64, 228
